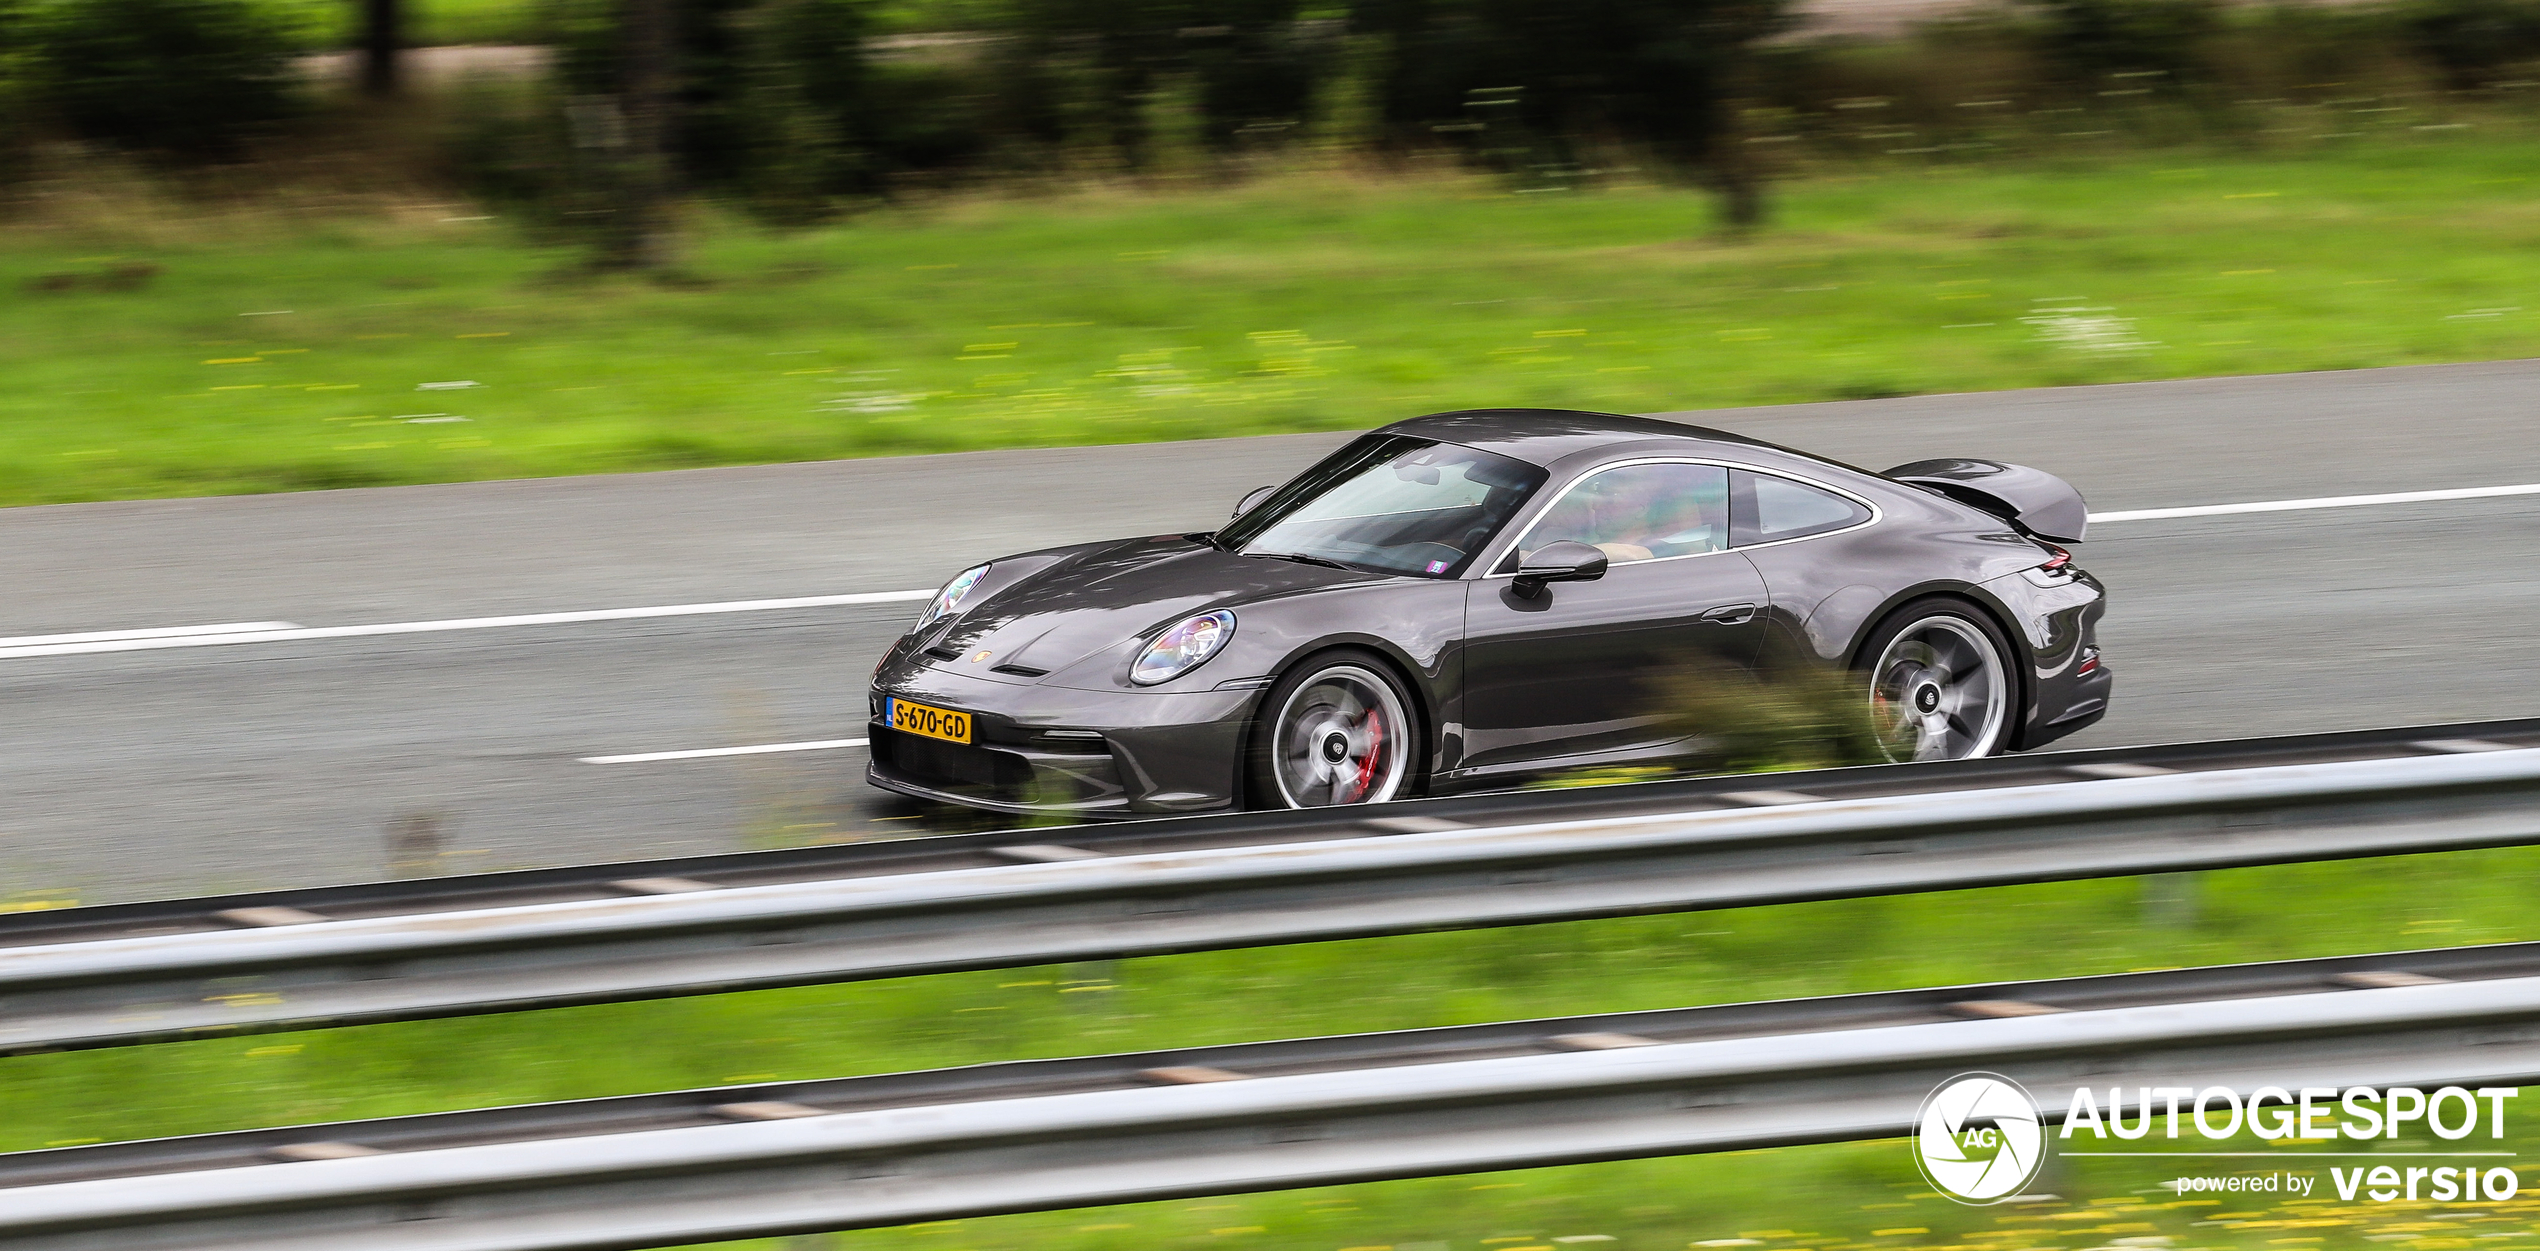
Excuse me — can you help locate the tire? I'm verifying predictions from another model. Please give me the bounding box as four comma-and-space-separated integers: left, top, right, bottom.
1246, 649, 1423, 809
1856, 598, 2017, 763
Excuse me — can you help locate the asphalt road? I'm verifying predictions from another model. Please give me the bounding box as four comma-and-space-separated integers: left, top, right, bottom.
6, 360, 2539, 905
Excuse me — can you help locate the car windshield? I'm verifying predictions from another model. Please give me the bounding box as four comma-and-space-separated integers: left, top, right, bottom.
1218, 435, 1547, 578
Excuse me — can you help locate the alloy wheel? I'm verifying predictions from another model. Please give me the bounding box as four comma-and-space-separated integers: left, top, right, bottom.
1269, 663, 1412, 807
1870, 615, 2009, 762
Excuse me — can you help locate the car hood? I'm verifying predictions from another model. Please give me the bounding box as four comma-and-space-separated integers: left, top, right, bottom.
928, 535, 1389, 685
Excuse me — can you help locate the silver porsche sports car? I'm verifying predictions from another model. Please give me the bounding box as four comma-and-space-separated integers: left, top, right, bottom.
868, 409, 2109, 817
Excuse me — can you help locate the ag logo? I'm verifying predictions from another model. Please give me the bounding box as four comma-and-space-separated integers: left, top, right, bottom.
1915, 1073, 2046, 1204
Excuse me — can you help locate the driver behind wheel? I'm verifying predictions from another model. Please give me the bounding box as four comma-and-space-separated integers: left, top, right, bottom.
1525, 463, 1728, 565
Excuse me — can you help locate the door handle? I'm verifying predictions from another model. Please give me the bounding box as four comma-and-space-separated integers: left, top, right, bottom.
1701, 603, 1759, 626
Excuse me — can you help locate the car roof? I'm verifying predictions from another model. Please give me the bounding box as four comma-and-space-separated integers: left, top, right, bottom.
1377, 408, 1783, 470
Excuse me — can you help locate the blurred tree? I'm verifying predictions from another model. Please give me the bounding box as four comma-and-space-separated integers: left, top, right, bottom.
0, 0, 29, 187
601, 0, 678, 268
1354, 0, 1798, 230
998, 0, 1336, 168
360, 0, 402, 96
555, 0, 880, 224
773, 0, 875, 156
1305, 31, 1388, 151
29, 0, 306, 162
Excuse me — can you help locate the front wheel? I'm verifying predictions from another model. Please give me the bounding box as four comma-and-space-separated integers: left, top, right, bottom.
1859, 600, 2015, 762
1248, 651, 1419, 808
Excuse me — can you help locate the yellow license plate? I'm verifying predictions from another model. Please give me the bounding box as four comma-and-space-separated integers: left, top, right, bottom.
889, 698, 972, 745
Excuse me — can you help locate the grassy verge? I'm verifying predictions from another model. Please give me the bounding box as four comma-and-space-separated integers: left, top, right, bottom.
9, 847, 2540, 1247
8, 132, 2540, 507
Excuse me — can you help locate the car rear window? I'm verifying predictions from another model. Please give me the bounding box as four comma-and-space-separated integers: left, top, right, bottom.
1733, 471, 1873, 545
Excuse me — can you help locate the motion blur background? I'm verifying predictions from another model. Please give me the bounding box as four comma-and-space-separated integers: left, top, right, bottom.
7, 0, 2540, 499
6, 0, 2540, 1244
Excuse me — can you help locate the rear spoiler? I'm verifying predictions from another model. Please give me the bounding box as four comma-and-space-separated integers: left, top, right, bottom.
1883, 458, 2088, 544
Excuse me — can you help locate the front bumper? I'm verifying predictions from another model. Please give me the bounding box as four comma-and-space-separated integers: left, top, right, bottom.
865, 671, 1261, 818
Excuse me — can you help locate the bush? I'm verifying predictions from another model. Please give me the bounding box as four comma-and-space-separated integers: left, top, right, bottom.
1352, 0, 1797, 206
2021, 0, 2223, 81
1647, 658, 1893, 775
506, 0, 1812, 219
1526, 654, 1890, 794
2403, 0, 2540, 86
439, 78, 590, 232
2211, 3, 2419, 98
29, 0, 307, 162
861, 61, 995, 175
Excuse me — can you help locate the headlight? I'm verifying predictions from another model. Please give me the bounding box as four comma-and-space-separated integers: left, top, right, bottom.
1132, 610, 1235, 685
914, 564, 989, 632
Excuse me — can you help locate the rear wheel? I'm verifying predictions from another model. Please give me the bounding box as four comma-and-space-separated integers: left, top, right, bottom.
1859, 600, 2014, 762
1248, 651, 1419, 808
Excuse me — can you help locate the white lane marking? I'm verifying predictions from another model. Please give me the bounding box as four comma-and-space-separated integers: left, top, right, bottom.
11, 480, 2537, 662
2090, 482, 2540, 523
0, 592, 930, 660
0, 622, 301, 648
581, 738, 870, 764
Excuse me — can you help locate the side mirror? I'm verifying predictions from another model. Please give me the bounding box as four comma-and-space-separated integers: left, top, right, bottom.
1233, 485, 1277, 519
1511, 541, 1608, 599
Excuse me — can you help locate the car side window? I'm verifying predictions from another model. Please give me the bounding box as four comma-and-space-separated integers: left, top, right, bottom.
1732, 470, 1872, 546
1513, 462, 1729, 567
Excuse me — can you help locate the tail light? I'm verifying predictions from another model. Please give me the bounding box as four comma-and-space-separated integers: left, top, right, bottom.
2077, 645, 2101, 676
2037, 543, 2072, 573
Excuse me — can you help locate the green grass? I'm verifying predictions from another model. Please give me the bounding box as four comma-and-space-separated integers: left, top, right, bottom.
9, 847, 2540, 1248
10, 132, 2540, 508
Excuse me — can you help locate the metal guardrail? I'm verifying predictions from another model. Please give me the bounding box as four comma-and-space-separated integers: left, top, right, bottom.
19, 716, 2540, 952
12, 939, 2539, 1189
10, 743, 2540, 1055
6, 947, 2539, 1251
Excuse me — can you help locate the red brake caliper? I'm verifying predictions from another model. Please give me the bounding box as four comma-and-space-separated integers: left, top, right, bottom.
1346, 708, 1384, 802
